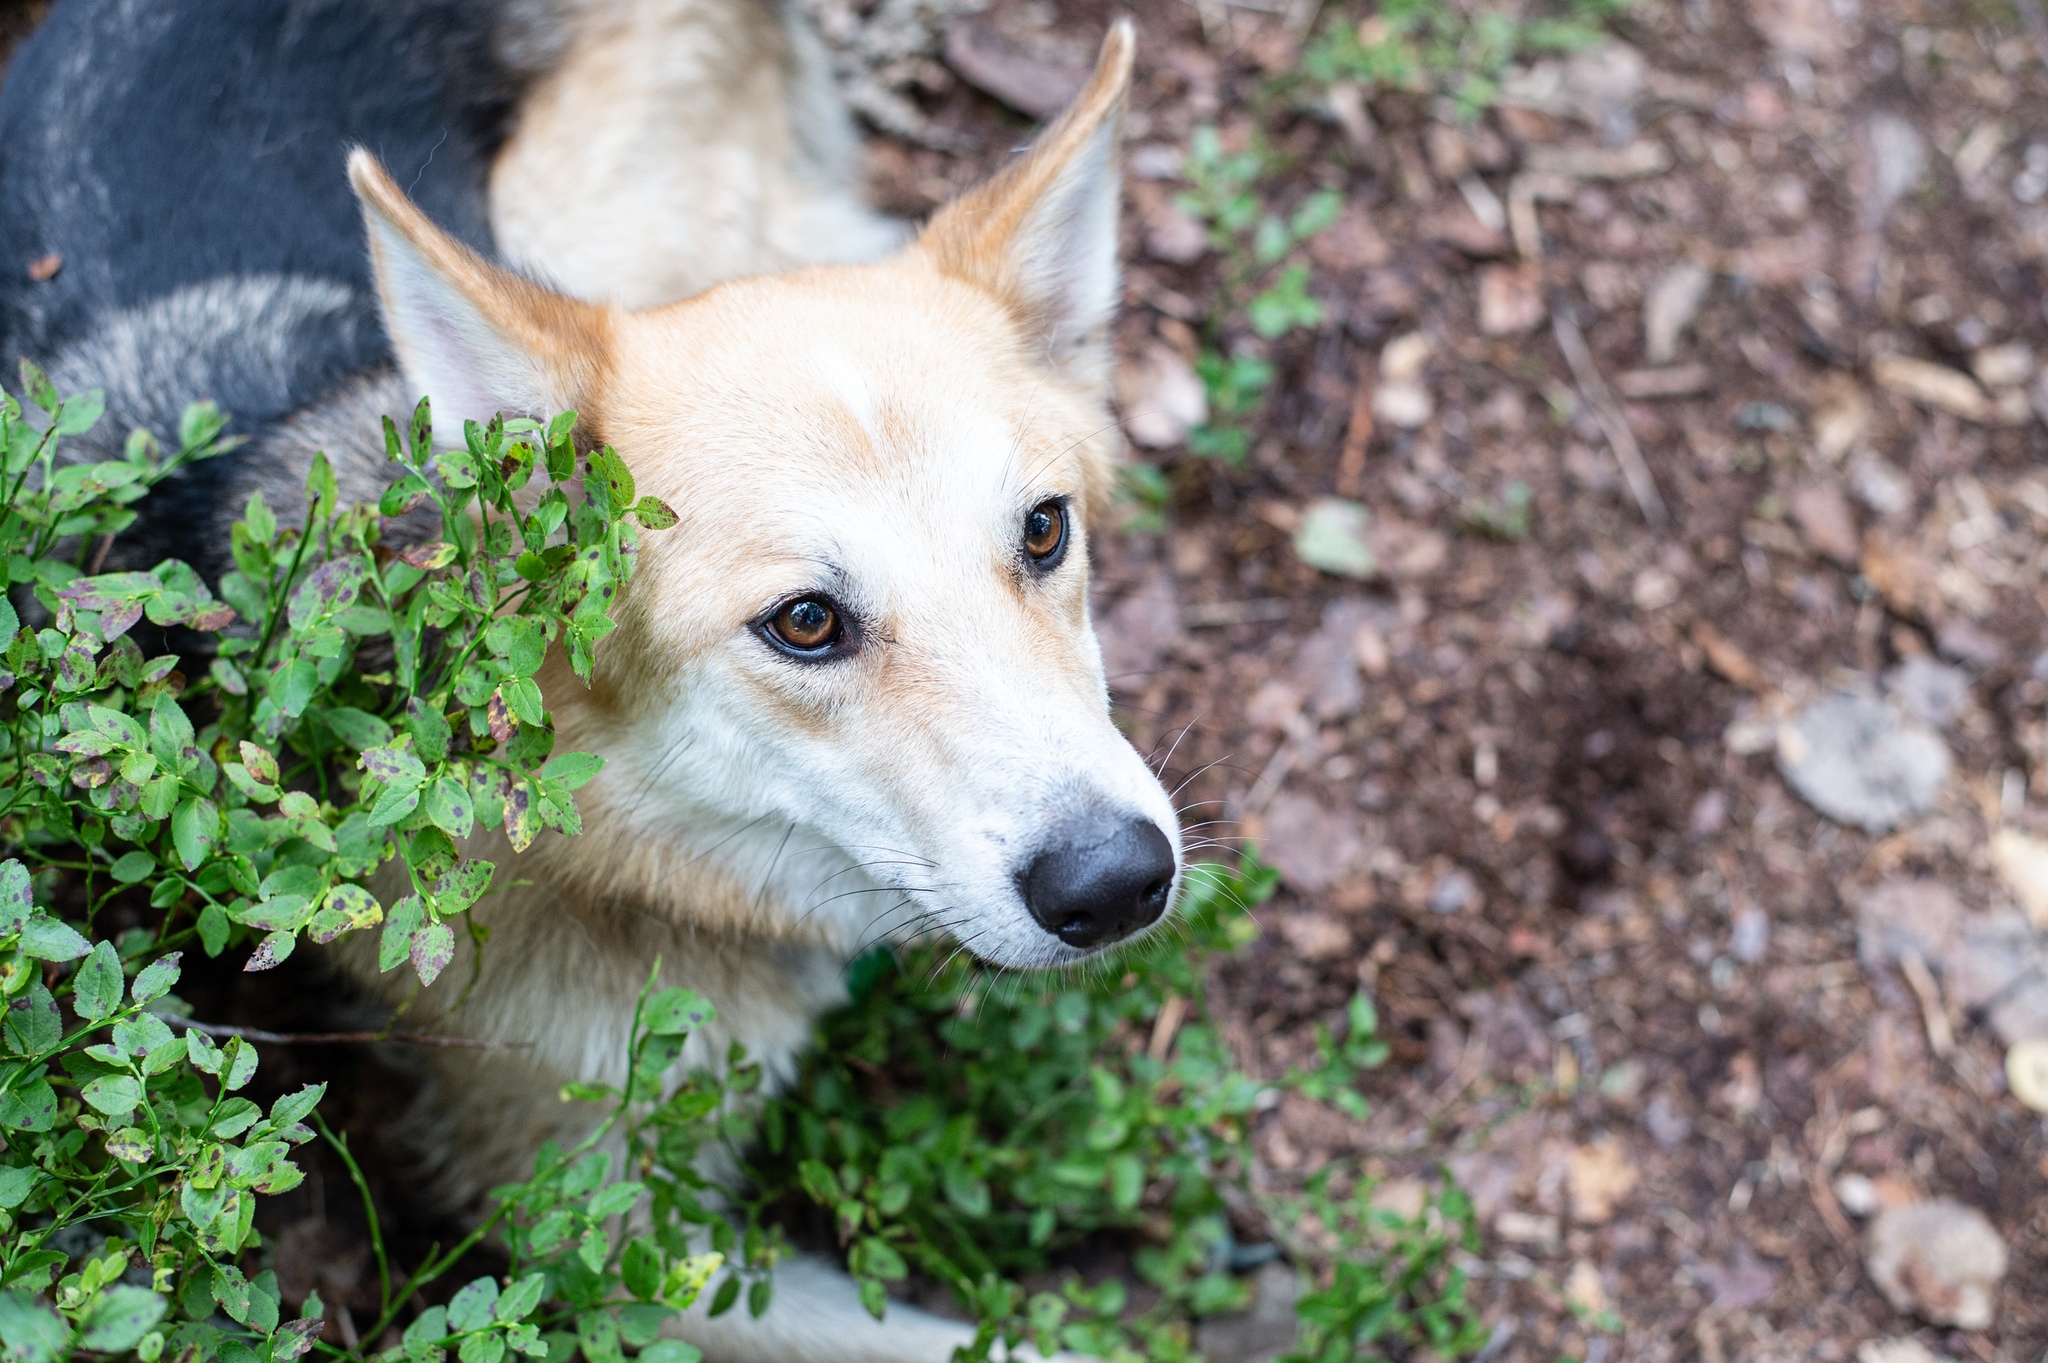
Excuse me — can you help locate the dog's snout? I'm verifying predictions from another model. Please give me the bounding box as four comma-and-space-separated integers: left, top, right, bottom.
1020, 816, 1175, 950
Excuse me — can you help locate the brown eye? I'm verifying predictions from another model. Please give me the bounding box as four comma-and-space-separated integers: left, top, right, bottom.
1023, 499, 1068, 567
767, 596, 842, 653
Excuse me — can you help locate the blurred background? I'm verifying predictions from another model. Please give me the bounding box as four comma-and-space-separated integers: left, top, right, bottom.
5, 0, 2047, 1355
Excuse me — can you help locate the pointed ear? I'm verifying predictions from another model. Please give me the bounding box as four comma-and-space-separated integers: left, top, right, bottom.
348, 149, 608, 426
917, 21, 1134, 395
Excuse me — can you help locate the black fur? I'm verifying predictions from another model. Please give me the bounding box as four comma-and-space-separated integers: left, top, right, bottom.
0, 0, 535, 565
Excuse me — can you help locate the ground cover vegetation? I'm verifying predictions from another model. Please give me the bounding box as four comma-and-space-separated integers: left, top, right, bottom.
0, 368, 1488, 1363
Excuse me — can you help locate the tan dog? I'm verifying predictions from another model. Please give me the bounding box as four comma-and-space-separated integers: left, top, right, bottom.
334, 25, 1180, 1363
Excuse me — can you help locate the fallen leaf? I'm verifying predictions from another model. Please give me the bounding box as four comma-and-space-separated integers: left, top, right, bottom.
1789, 480, 1860, 564
941, 19, 1086, 118
1567, 1137, 1639, 1223
1116, 343, 1208, 449
1873, 355, 1990, 422
1294, 499, 1377, 579
1477, 264, 1546, 336
1989, 828, 2048, 928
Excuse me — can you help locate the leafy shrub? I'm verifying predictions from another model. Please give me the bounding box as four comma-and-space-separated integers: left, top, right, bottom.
0, 369, 1488, 1363
1304, 0, 1630, 117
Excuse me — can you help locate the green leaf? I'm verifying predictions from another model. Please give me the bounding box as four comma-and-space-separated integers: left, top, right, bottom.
326, 706, 395, 751
637, 1344, 702, 1363
0, 1289, 68, 1363
0, 862, 30, 933
79, 1286, 166, 1352
81, 1074, 142, 1121
642, 989, 714, 1037
540, 752, 604, 791
0, 1165, 39, 1209
941, 1164, 991, 1217
410, 921, 455, 987
500, 676, 544, 728
53, 389, 106, 436
858, 1278, 887, 1321
109, 849, 155, 883
361, 745, 427, 792
171, 796, 221, 871
424, 776, 475, 838
446, 1278, 499, 1334
18, 916, 89, 962
496, 1273, 547, 1325
0, 1076, 56, 1132
130, 951, 181, 1004
72, 940, 123, 1021
631, 496, 679, 530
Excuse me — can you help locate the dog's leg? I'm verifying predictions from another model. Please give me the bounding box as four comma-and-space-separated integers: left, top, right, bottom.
671, 1254, 1083, 1363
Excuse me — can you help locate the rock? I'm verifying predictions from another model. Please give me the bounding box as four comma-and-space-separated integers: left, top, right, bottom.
1849, 454, 1912, 516
1873, 355, 1990, 422
1940, 911, 2048, 1045
1935, 617, 2007, 667
1293, 498, 1377, 579
1116, 343, 1208, 448
1567, 1138, 1639, 1224
1883, 656, 1969, 729
941, 19, 1087, 119
1277, 909, 1355, 960
2006, 1039, 2048, 1113
1143, 202, 1208, 264
1305, 202, 1391, 272
1563, 1260, 1608, 1315
1835, 1173, 1881, 1217
1862, 115, 1927, 229
1700, 1255, 1777, 1311
1789, 481, 1861, 564
1864, 1200, 2008, 1329
1729, 905, 1769, 963
1493, 1211, 1561, 1251
1970, 343, 2035, 390
1643, 260, 1711, 365
1856, 1338, 1947, 1363
1427, 866, 1478, 915
1262, 793, 1363, 894
1477, 264, 1546, 336
1749, 0, 1846, 57
1374, 332, 1434, 429
1989, 828, 2048, 928
1856, 879, 1961, 971
1775, 692, 1951, 833
1295, 600, 1381, 721
1193, 1261, 1299, 1363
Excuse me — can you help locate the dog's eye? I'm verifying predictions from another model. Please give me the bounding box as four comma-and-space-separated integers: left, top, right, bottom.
765, 596, 843, 654
1023, 499, 1068, 568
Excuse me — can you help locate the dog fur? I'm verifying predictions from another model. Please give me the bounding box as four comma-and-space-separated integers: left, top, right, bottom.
2, 6, 1174, 1360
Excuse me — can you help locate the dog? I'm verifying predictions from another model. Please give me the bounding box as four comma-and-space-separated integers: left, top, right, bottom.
1, 5, 1177, 1359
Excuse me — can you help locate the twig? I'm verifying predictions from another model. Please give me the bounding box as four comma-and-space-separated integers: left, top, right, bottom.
180, 1018, 530, 1050
1551, 308, 1670, 526
1897, 948, 1954, 1057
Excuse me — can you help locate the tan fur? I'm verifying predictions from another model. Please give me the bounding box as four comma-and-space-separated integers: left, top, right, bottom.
335, 23, 1153, 1363
488, 0, 903, 307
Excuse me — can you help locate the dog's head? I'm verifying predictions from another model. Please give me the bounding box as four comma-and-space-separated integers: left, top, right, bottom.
349, 24, 1179, 969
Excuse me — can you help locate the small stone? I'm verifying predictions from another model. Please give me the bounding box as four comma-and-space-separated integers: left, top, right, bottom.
1493, 1211, 1561, 1251
1856, 1339, 1946, 1363
1873, 355, 1990, 422
1776, 692, 1951, 833
1278, 910, 1355, 961
1379, 331, 1432, 383
1989, 828, 2048, 928
1373, 382, 1433, 429
1193, 1261, 1299, 1363
1477, 264, 1546, 336
1864, 1200, 2007, 1329
1563, 1260, 1608, 1316
2005, 1039, 2048, 1113
1812, 376, 1872, 461
1567, 1138, 1639, 1224
1849, 454, 1912, 516
1262, 793, 1363, 894
1835, 1172, 1881, 1217
1643, 260, 1711, 365
1729, 905, 1769, 963
1116, 343, 1209, 448
1144, 203, 1208, 264
1789, 481, 1861, 564
1427, 867, 1477, 915
1971, 342, 2035, 390
1856, 879, 1962, 971
1862, 115, 1927, 227
1883, 656, 1969, 729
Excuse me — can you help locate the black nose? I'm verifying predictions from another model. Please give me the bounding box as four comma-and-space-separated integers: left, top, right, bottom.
1020, 816, 1176, 949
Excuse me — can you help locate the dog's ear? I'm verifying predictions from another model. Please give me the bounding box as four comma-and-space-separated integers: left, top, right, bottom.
917, 21, 1133, 396
348, 149, 607, 425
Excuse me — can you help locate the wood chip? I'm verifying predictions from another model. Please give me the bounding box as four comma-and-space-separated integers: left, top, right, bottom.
1615, 363, 1713, 399
1524, 140, 1673, 180
1872, 354, 1990, 422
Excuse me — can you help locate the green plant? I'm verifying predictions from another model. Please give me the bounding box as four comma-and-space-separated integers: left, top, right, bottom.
1174, 128, 1342, 466
0, 369, 1493, 1363
0, 364, 691, 1362
1304, 0, 1629, 119
1459, 480, 1533, 541
1272, 1173, 1487, 1363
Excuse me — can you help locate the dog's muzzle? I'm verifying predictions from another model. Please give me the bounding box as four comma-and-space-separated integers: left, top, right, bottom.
1018, 814, 1175, 950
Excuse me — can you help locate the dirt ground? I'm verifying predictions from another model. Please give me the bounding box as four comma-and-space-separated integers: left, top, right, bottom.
8, 0, 2048, 1358
927, 0, 2048, 1357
